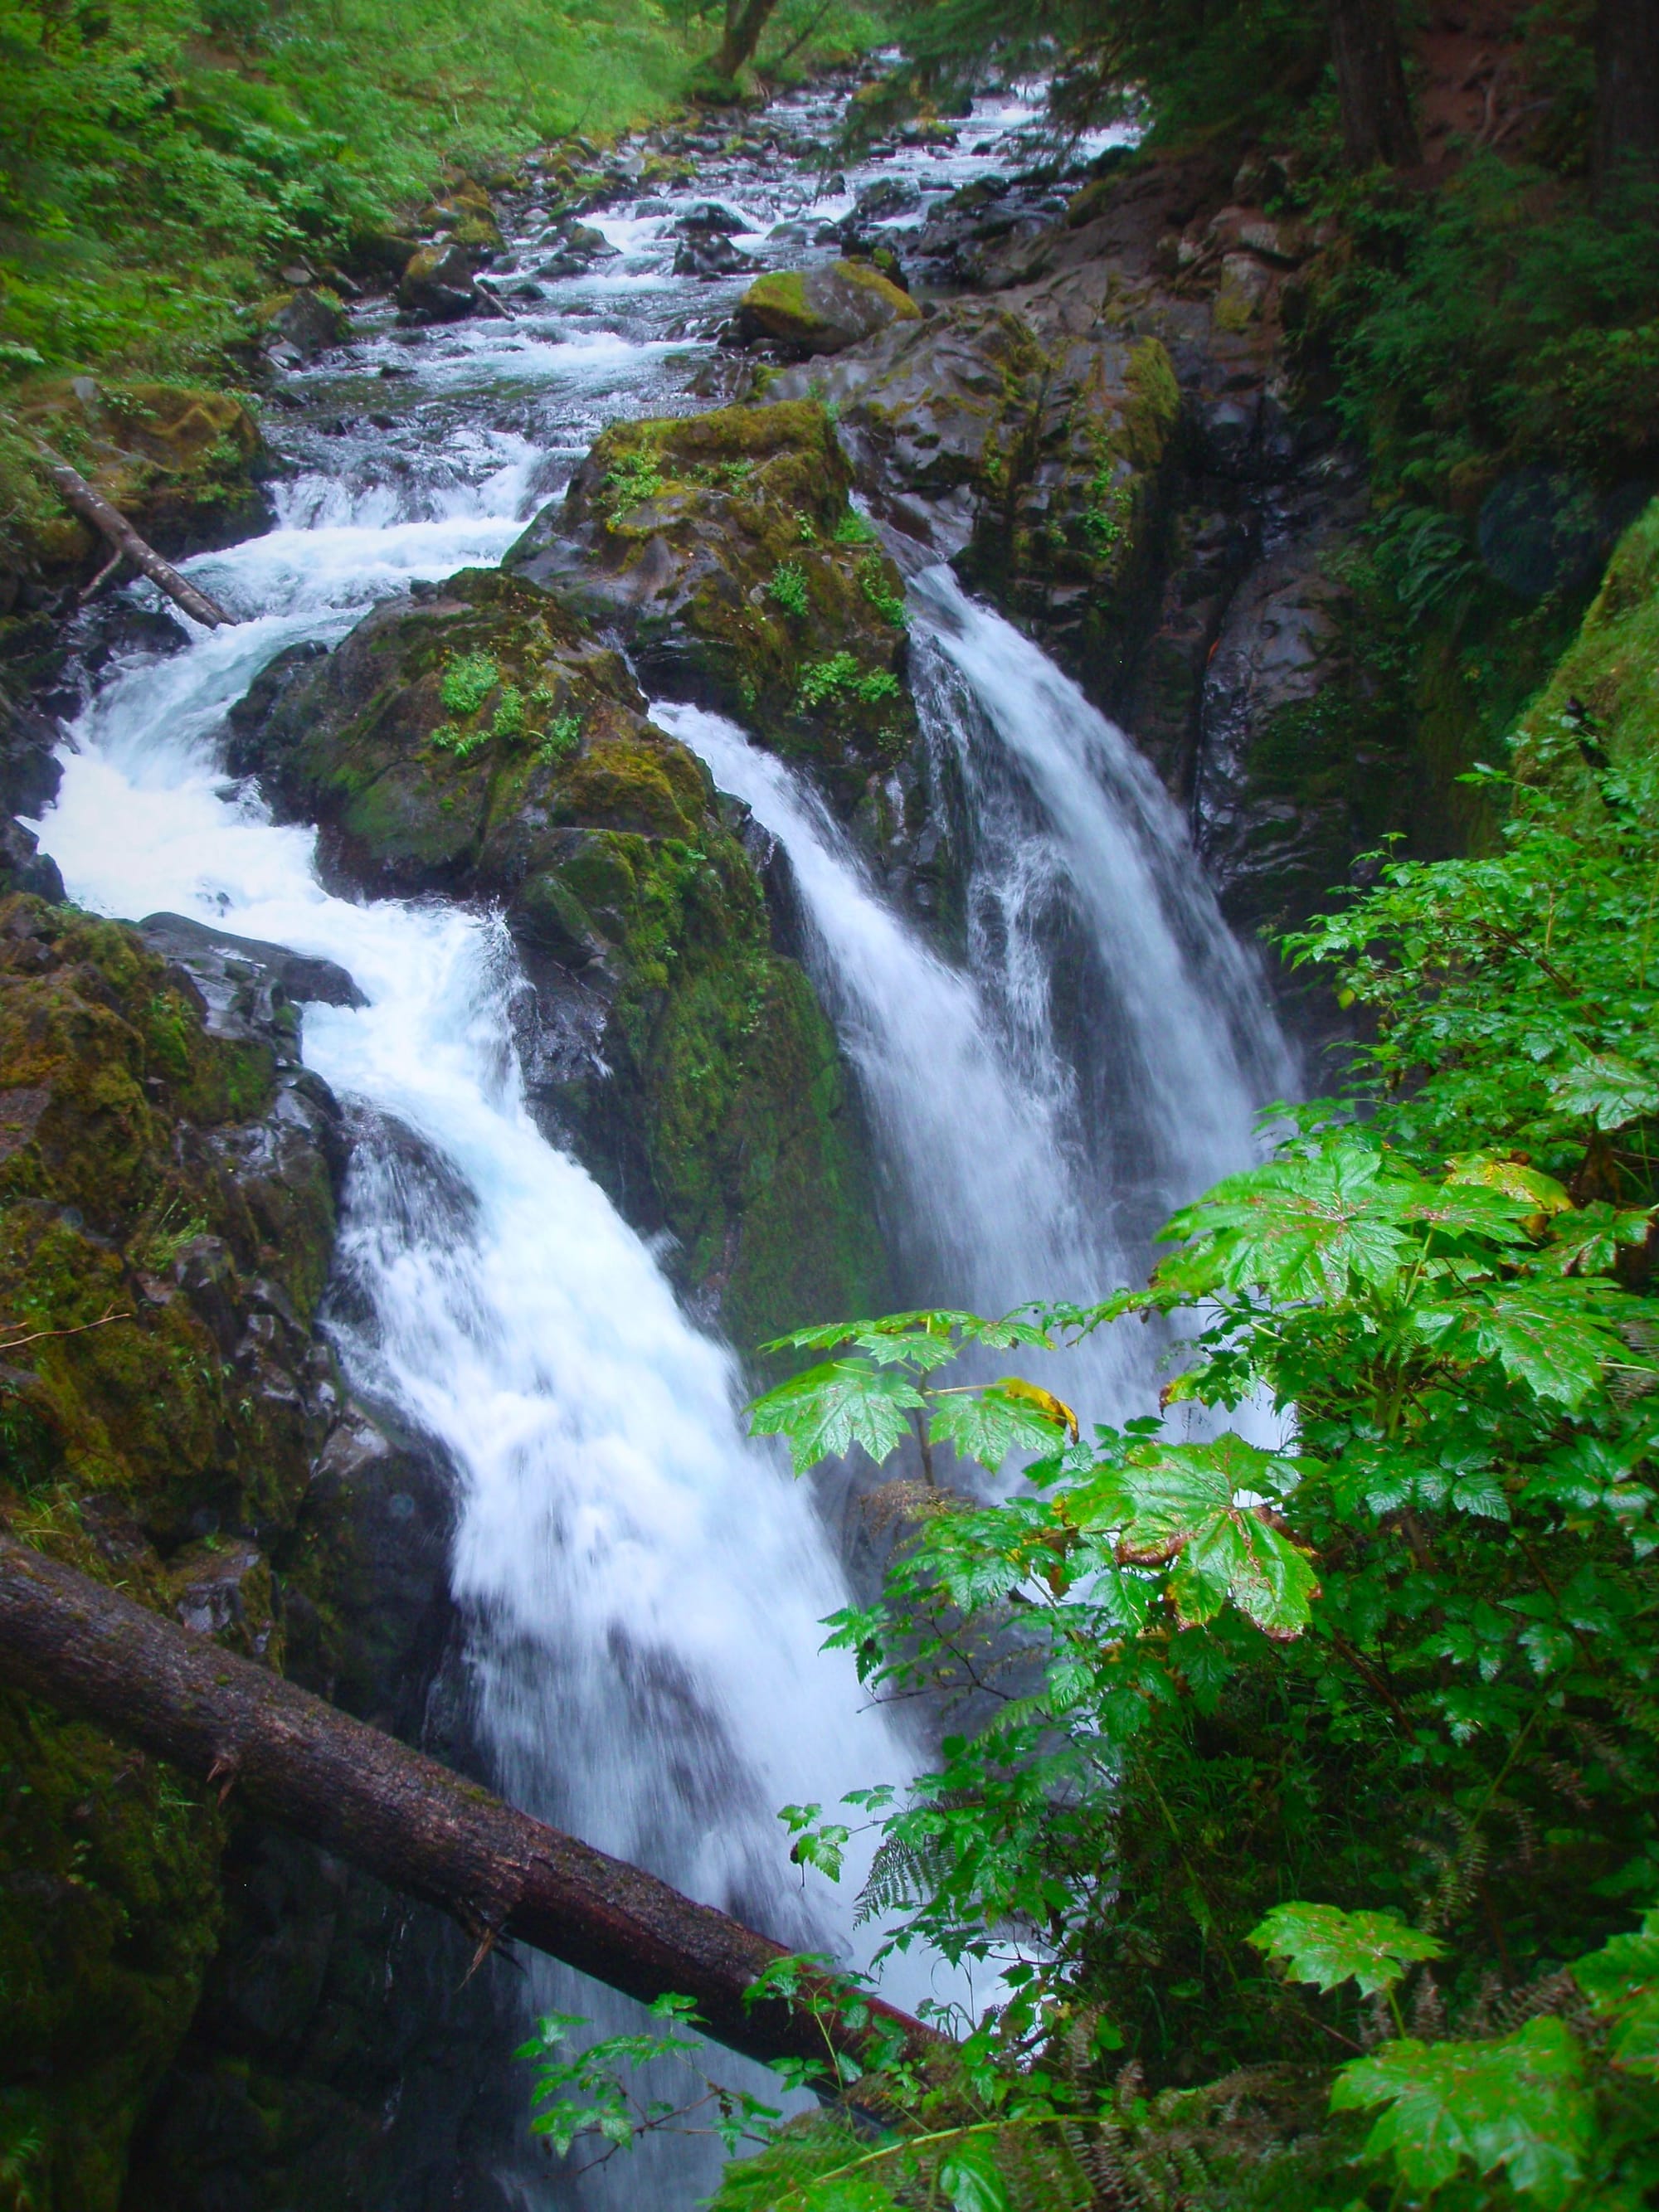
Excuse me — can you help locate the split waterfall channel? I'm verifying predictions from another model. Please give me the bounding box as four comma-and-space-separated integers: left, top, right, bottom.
31, 74, 1294, 2210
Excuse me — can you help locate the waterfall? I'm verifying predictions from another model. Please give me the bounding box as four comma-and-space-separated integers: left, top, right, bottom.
33, 493, 933, 2210
656, 569, 1295, 1431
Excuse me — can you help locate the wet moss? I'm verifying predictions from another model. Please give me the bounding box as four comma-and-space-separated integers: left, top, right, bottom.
0, 893, 338, 2208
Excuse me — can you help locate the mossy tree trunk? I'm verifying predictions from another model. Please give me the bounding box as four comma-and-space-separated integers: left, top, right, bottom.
0, 1535, 937, 2079
1596, 0, 1659, 195
1327, 0, 1420, 167
712, 0, 779, 81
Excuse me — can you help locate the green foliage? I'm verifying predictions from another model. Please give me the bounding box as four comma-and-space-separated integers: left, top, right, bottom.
538, 711, 585, 763
440, 651, 500, 718
605, 450, 666, 517
516, 1994, 782, 2161
768, 561, 811, 618
833, 508, 878, 545
1250, 1901, 1444, 2000
857, 557, 907, 628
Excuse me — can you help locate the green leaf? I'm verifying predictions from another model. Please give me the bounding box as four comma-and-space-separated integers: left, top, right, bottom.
1413, 1282, 1623, 1406
937, 2136, 1010, 2212
1444, 1153, 1572, 1211
1548, 1053, 1659, 1130
1330, 2017, 1592, 2207
1571, 1906, 1659, 2077
1158, 1139, 1428, 1303
1064, 1435, 1319, 1639
749, 1361, 925, 1474
1535, 1202, 1654, 1277
1248, 1902, 1444, 1996
928, 1383, 1077, 1471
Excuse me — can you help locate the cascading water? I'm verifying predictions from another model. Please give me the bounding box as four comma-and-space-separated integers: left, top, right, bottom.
657, 571, 1296, 1429
19, 66, 1289, 2209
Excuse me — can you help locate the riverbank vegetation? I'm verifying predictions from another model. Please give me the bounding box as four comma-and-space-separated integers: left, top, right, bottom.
0, 0, 883, 381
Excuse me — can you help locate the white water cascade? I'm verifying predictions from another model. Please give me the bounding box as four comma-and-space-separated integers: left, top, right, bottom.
657, 570, 1296, 1429
32, 480, 934, 2209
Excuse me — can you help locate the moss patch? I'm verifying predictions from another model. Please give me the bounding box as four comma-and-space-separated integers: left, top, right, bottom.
0, 894, 338, 2209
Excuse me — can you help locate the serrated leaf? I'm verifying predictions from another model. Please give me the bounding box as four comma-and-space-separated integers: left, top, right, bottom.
1064, 1435, 1318, 1637
1413, 1283, 1623, 1407
1549, 1053, 1659, 1131
1445, 1154, 1572, 1211
749, 1360, 925, 1474
1535, 1202, 1654, 1278
1249, 1902, 1444, 1996
1157, 1140, 1423, 1304
1331, 2017, 1591, 2208
927, 1383, 1077, 1472
937, 2136, 1010, 2212
1571, 1907, 1659, 2077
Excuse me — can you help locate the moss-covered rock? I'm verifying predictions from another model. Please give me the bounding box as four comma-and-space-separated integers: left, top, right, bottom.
2, 377, 271, 581
503, 400, 917, 821
225, 566, 888, 1350
737, 260, 922, 355
0, 893, 345, 2210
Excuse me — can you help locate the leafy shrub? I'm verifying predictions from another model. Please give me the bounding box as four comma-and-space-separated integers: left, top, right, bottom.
833, 507, 878, 545
603, 450, 665, 517
796, 652, 859, 706
767, 561, 810, 618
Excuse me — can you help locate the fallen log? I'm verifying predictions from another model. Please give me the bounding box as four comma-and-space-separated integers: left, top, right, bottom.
28, 442, 237, 629
0, 1534, 939, 2078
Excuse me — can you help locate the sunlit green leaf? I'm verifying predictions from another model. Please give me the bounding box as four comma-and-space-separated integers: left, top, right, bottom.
1571, 1906, 1659, 2077
749, 1360, 925, 1473
1249, 1902, 1443, 1996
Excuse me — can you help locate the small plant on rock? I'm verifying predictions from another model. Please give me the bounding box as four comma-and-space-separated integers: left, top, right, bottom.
832, 508, 877, 545
767, 562, 810, 618
440, 652, 500, 717
538, 712, 584, 764
858, 557, 907, 628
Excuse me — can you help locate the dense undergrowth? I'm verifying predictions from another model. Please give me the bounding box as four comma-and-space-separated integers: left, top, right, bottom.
0, 0, 883, 382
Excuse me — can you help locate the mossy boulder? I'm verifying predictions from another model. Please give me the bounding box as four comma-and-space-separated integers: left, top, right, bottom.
3, 378, 271, 577
0, 893, 346, 2210
504, 400, 918, 822
225, 566, 888, 1351
737, 260, 921, 355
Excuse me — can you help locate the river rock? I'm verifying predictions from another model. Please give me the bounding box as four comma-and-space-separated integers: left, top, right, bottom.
674, 200, 747, 236
399, 241, 483, 320
256, 286, 349, 361
854, 174, 922, 221
737, 260, 921, 355
672, 233, 757, 279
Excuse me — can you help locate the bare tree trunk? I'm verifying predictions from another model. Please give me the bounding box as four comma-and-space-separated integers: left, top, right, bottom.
711, 0, 780, 81
28, 443, 237, 628
1328, 0, 1420, 167
1596, 0, 1659, 194
0, 1535, 937, 2078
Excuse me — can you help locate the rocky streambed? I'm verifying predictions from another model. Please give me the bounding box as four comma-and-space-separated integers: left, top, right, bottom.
0, 65, 1390, 2212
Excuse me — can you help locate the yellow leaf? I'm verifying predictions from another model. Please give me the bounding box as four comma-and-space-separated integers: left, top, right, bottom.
999, 1376, 1079, 1441
1444, 1152, 1571, 1212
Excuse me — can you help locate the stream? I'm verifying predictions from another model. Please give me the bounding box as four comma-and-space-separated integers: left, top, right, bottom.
28, 70, 1292, 2209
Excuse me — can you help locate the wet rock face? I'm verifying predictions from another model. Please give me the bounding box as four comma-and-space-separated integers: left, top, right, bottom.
0, 893, 351, 2209
224, 563, 887, 1355
767, 301, 1184, 702
503, 400, 919, 826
